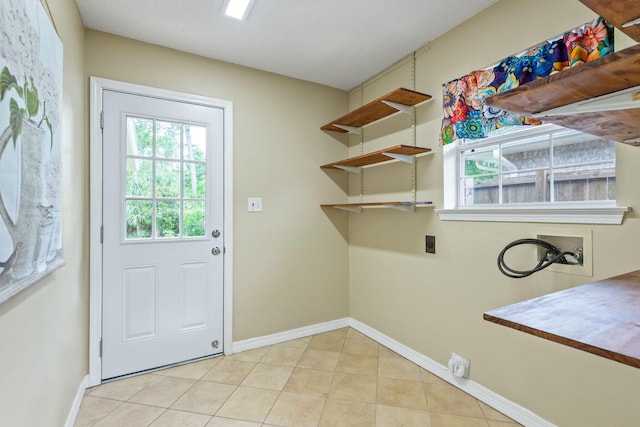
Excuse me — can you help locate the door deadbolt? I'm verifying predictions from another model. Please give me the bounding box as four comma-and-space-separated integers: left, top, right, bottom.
211, 247, 221, 256
211, 229, 221, 238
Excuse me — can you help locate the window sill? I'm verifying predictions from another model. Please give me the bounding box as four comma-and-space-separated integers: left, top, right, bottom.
435, 205, 630, 224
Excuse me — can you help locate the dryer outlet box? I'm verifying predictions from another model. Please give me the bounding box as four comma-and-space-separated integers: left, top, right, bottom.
425, 235, 436, 254
535, 228, 592, 277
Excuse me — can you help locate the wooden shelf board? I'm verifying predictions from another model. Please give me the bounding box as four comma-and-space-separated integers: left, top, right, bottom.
321, 145, 431, 170
484, 44, 640, 143
537, 110, 640, 146
321, 88, 431, 133
322, 201, 433, 209
484, 270, 640, 369
484, 45, 640, 115
579, 0, 640, 42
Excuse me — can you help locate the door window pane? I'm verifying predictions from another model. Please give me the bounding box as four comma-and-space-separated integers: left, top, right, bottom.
156, 201, 180, 238
183, 201, 205, 237
126, 159, 153, 197
183, 162, 206, 199
156, 121, 181, 159
127, 117, 153, 157
156, 160, 180, 198
184, 124, 207, 161
125, 200, 153, 239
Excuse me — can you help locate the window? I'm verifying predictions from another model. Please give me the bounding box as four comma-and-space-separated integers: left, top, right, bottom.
460, 125, 615, 205
438, 124, 628, 224
125, 116, 207, 240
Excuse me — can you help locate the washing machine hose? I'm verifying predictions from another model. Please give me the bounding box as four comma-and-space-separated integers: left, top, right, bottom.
497, 238, 578, 279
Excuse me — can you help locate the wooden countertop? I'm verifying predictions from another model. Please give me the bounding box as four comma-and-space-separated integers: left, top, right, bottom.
484, 270, 640, 368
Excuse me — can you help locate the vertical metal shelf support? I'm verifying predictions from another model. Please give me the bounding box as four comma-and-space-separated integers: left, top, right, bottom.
410, 52, 417, 204
358, 84, 364, 204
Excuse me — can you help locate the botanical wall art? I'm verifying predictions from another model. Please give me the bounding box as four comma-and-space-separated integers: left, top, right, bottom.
0, 0, 64, 304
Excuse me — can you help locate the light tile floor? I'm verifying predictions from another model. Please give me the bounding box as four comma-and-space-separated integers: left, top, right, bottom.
75, 328, 523, 426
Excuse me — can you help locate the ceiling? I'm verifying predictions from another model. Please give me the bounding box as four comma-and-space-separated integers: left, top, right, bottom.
76, 0, 497, 91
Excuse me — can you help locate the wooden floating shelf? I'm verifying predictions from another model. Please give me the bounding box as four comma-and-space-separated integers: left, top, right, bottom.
484, 44, 640, 145
484, 270, 640, 369
321, 145, 431, 172
579, 0, 640, 42
321, 201, 433, 213
321, 88, 431, 133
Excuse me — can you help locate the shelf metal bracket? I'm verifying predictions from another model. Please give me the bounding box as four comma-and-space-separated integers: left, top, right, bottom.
334, 205, 363, 213
382, 152, 414, 164
622, 17, 640, 28
333, 165, 362, 174
532, 85, 640, 117
387, 204, 414, 212
333, 124, 362, 134
381, 100, 414, 116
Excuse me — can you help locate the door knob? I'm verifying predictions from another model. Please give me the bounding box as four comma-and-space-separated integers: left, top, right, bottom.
211, 247, 221, 256
211, 229, 221, 238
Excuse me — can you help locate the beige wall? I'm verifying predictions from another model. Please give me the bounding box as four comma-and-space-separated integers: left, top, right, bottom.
348, 1, 640, 426
3, 0, 639, 425
84, 31, 350, 341
0, 0, 88, 425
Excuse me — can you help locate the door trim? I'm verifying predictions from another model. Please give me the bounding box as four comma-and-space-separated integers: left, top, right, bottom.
88, 77, 234, 386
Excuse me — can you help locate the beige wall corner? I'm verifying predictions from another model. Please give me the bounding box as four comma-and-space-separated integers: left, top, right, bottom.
348, 1, 640, 426
0, 0, 89, 425
84, 30, 351, 342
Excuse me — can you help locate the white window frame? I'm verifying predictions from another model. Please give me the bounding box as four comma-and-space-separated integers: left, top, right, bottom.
436, 124, 629, 224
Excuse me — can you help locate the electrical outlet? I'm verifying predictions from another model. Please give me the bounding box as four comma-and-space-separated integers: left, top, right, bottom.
425, 235, 435, 254
248, 197, 263, 212
448, 352, 470, 378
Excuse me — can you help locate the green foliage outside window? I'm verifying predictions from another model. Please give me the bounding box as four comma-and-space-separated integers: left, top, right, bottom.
125, 119, 206, 240
465, 160, 498, 181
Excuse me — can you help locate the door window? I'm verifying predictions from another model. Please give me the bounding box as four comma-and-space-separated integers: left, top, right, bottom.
125, 117, 207, 240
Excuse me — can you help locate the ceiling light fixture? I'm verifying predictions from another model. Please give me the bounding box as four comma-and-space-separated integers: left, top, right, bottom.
223, 0, 254, 20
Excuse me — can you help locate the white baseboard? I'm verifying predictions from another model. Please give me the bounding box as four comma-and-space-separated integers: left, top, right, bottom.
348, 318, 555, 427
232, 317, 350, 353
64, 375, 89, 427
232, 317, 554, 427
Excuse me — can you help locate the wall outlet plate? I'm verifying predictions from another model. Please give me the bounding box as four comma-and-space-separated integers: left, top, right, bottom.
425, 235, 436, 254
248, 197, 262, 212
448, 352, 470, 379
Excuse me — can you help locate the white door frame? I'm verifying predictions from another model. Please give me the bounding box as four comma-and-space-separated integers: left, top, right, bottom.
88, 77, 234, 386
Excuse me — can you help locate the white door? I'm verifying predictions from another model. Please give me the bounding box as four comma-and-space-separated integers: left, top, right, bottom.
101, 90, 224, 380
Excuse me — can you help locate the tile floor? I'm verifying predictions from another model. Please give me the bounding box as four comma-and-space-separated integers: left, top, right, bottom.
75, 328, 523, 426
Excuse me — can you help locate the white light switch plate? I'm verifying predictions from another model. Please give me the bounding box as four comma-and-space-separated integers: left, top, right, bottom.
248, 197, 263, 212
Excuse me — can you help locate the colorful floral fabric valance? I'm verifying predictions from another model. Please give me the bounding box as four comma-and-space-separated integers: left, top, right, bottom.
440, 17, 614, 145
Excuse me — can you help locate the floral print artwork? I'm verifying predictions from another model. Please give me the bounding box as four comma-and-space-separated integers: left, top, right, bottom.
0, 0, 63, 303
440, 17, 614, 145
